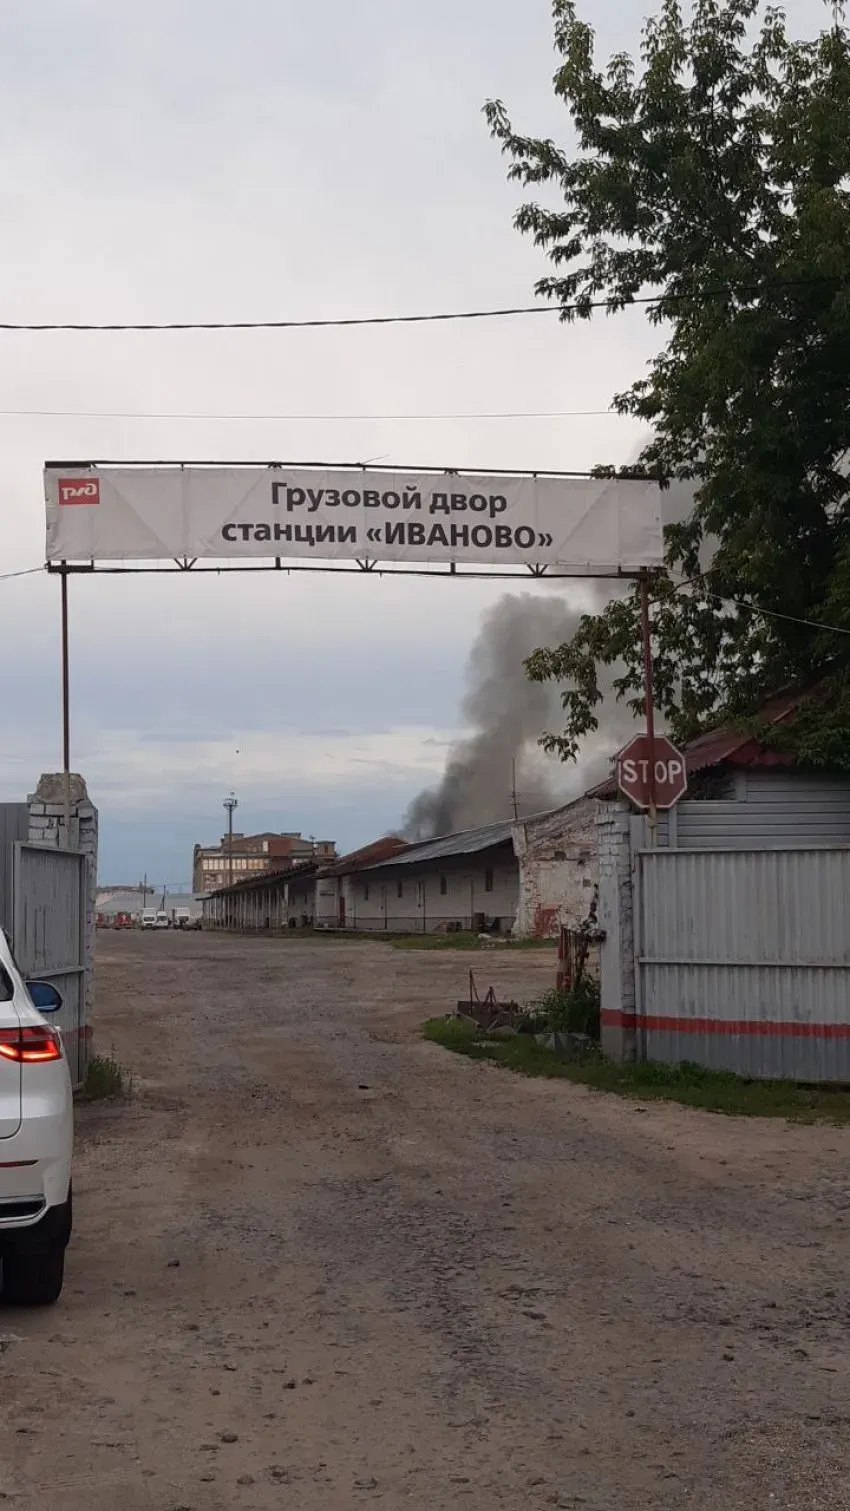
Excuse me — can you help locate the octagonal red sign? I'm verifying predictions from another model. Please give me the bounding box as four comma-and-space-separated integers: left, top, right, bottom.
616, 734, 688, 811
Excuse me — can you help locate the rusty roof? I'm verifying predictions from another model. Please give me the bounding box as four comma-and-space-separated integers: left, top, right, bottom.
587, 686, 806, 800
205, 858, 319, 899
318, 836, 410, 877
205, 838, 410, 894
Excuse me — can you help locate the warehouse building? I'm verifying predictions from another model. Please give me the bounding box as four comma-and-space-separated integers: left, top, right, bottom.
329, 821, 521, 935
202, 868, 289, 931
285, 862, 320, 928
201, 806, 604, 938
202, 841, 409, 931
314, 838, 411, 928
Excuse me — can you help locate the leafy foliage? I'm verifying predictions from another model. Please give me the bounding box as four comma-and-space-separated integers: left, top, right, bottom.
485, 0, 850, 765
522, 979, 601, 1039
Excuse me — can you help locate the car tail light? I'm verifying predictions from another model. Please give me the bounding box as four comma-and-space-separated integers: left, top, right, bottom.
0, 1026, 63, 1063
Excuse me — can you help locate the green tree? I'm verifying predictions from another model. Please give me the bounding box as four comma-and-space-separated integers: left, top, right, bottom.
485, 0, 850, 766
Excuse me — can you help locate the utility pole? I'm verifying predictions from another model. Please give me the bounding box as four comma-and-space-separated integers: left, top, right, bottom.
639, 571, 659, 849
223, 792, 238, 890
510, 760, 519, 821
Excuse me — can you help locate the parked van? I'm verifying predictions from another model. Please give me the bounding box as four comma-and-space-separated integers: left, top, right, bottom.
155, 911, 170, 929
140, 910, 157, 930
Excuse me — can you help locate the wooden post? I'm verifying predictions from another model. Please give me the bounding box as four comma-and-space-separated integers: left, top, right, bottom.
60, 566, 71, 849
639, 572, 658, 848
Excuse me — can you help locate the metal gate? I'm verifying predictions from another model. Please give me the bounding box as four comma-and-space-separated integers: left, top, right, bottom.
12, 843, 87, 1087
634, 847, 850, 1082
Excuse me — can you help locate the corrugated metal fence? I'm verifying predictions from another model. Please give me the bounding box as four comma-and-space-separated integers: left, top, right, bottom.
0, 806, 89, 1088
0, 806, 29, 933
13, 844, 87, 1087
635, 847, 850, 1081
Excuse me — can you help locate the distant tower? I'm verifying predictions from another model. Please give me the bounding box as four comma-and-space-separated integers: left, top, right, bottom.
223, 792, 238, 889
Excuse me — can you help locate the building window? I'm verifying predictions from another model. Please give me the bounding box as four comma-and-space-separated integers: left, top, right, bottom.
439, 875, 447, 895
485, 868, 494, 893
397, 880, 403, 899
363, 882, 370, 901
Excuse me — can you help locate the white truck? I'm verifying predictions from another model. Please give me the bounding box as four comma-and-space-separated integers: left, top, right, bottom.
140, 910, 157, 930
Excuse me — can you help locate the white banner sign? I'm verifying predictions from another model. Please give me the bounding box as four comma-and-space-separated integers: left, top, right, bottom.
44, 465, 664, 572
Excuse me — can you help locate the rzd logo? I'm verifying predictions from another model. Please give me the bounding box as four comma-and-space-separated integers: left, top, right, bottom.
57, 477, 100, 506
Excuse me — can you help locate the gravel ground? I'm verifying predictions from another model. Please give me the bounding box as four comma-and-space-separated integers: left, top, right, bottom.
0, 930, 848, 1510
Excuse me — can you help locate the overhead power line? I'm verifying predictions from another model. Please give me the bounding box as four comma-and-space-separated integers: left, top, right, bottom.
671, 570, 850, 636
4, 305, 546, 332
0, 274, 843, 333
0, 406, 620, 423
5, 561, 850, 641
0, 566, 44, 584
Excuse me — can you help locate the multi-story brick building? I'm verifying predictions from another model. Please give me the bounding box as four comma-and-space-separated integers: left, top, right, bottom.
193, 831, 336, 894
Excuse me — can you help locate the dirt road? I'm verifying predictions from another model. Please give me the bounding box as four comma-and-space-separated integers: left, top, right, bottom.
0, 932, 848, 1509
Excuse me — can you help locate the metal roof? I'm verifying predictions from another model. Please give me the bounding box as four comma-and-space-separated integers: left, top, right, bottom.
318, 836, 410, 877
206, 860, 319, 899
363, 819, 519, 871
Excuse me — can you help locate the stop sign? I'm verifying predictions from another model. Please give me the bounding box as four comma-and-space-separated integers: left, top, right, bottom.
616, 734, 688, 811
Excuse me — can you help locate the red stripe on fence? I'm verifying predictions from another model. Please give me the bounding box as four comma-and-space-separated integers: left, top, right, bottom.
60, 1025, 93, 1044
601, 1011, 850, 1040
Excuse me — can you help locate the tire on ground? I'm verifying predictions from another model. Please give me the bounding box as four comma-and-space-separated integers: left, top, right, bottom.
2, 1248, 65, 1306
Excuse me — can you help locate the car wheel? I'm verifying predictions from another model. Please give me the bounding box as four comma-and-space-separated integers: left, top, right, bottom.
2, 1248, 65, 1306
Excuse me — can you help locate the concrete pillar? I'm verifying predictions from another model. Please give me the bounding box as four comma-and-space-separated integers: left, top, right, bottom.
597, 802, 637, 1063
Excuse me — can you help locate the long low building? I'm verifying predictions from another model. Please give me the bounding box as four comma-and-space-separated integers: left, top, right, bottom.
334, 821, 519, 934
201, 800, 598, 938
202, 866, 306, 931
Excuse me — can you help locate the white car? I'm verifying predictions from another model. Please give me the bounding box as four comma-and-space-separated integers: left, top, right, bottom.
0, 932, 73, 1305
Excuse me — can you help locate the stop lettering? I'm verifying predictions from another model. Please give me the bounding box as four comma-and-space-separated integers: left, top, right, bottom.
616, 734, 687, 811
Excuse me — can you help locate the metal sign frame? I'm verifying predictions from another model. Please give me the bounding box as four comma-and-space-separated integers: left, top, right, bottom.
44, 457, 665, 578
43, 456, 665, 828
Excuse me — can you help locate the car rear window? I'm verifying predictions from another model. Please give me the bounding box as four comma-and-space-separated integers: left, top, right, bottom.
0, 965, 14, 1001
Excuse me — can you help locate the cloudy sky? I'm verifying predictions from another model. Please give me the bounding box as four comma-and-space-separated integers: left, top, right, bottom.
0, 0, 826, 884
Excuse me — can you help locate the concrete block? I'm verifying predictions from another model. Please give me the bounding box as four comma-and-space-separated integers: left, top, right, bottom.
32, 772, 89, 805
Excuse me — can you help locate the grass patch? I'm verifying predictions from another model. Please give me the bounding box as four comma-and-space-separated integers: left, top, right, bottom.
423, 1017, 850, 1122
389, 932, 556, 952
280, 928, 555, 950
82, 1052, 128, 1102
234, 928, 556, 950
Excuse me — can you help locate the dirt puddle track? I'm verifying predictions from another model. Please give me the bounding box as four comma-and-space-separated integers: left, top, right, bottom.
0, 932, 848, 1510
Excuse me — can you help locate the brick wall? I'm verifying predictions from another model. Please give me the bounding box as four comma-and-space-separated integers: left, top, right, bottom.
513, 798, 599, 939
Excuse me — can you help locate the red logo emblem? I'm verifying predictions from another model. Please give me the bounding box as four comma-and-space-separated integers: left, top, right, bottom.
57, 477, 100, 506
